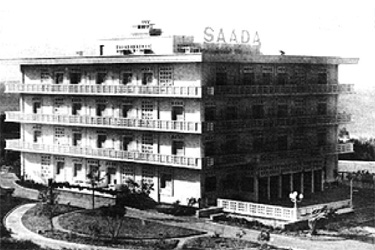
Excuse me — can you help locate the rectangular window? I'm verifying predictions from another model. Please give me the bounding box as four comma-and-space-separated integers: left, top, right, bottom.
252, 105, 264, 119
242, 66, 255, 85
122, 72, 133, 85
121, 165, 135, 183
41, 70, 50, 83
54, 72, 64, 84
317, 103, 327, 115
205, 107, 216, 121
70, 70, 81, 84
172, 106, 184, 121
277, 104, 288, 118
56, 161, 64, 175
205, 176, 217, 192
40, 155, 51, 179
122, 135, 132, 151
205, 141, 216, 156
96, 103, 106, 117
241, 177, 254, 192
142, 72, 153, 85
72, 133, 82, 146
97, 134, 107, 148
216, 72, 227, 86
33, 130, 41, 143
278, 135, 288, 151
33, 102, 41, 114
141, 101, 153, 120
96, 71, 107, 84
159, 66, 173, 85
277, 73, 287, 85
142, 166, 154, 184
141, 134, 153, 153
73, 163, 82, 177
72, 103, 82, 115
160, 172, 172, 189
172, 140, 184, 155
122, 104, 132, 118
262, 66, 273, 84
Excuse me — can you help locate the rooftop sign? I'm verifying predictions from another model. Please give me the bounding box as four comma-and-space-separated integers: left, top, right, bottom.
203, 27, 260, 45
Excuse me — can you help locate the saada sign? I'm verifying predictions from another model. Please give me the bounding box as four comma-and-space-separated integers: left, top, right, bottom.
203, 27, 260, 44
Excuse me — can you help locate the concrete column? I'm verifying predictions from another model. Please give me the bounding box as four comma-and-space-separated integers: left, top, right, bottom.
278, 175, 282, 199
290, 173, 293, 192
301, 172, 304, 194
321, 170, 325, 191
267, 176, 271, 200
311, 170, 315, 193
254, 176, 259, 202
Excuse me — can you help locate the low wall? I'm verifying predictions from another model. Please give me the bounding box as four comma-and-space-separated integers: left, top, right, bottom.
57, 189, 115, 209
298, 199, 351, 216
338, 160, 375, 174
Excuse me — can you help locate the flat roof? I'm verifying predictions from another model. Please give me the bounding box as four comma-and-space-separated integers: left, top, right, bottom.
18, 53, 359, 66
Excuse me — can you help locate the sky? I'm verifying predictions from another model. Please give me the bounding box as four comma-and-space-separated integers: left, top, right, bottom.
0, 0, 374, 89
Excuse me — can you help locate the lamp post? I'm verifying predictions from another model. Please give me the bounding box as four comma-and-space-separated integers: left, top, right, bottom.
289, 191, 303, 221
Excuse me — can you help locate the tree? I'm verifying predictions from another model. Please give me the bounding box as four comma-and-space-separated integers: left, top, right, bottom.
97, 205, 126, 241
307, 206, 336, 235
87, 167, 106, 209
37, 180, 59, 231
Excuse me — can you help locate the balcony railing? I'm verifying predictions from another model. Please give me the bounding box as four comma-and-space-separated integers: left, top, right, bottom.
205, 143, 354, 167
205, 113, 351, 132
5, 140, 202, 169
208, 84, 354, 96
5, 83, 202, 98
5, 112, 202, 133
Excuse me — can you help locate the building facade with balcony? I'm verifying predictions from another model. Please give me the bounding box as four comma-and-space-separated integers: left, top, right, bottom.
5, 23, 358, 206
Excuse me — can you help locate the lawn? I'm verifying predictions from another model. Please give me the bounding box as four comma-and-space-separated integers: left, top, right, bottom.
58, 209, 202, 239
182, 236, 289, 250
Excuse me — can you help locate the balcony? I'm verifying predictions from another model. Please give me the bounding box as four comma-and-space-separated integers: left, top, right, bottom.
208, 84, 354, 96
5, 112, 202, 134
205, 113, 352, 132
5, 140, 202, 170
5, 83, 202, 98
205, 143, 354, 167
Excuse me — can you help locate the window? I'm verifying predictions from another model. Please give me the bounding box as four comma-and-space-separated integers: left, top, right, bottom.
253, 136, 263, 152
262, 66, 273, 84
72, 102, 82, 115
41, 70, 50, 83
33, 102, 41, 114
317, 103, 327, 115
97, 134, 107, 148
252, 105, 264, 119
242, 66, 255, 85
241, 177, 254, 192
96, 71, 107, 84
141, 134, 153, 153
205, 107, 216, 121
122, 135, 132, 151
205, 141, 216, 156
72, 133, 82, 146
225, 106, 237, 120
317, 132, 326, 146
54, 72, 64, 84
277, 67, 287, 85
142, 166, 154, 184
318, 73, 327, 84
96, 103, 106, 117
159, 66, 173, 85
122, 72, 133, 85
141, 101, 153, 120
216, 72, 227, 85
56, 161, 64, 175
277, 104, 288, 118
160, 172, 172, 189
70, 70, 81, 84
121, 165, 134, 182
73, 163, 82, 177
205, 176, 217, 192
41, 155, 51, 179
172, 106, 184, 121
172, 140, 184, 155
278, 135, 288, 151
142, 72, 153, 85
122, 104, 132, 118
33, 130, 41, 143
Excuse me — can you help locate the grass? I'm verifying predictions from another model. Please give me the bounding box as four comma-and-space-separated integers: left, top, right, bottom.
58, 209, 202, 239
21, 204, 191, 249
182, 236, 289, 250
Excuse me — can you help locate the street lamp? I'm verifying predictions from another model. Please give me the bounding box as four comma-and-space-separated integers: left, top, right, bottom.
289, 191, 303, 221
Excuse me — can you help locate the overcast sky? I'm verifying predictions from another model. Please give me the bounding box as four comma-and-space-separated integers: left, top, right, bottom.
0, 0, 374, 88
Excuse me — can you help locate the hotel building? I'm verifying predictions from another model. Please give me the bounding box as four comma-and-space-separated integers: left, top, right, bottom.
5, 21, 358, 206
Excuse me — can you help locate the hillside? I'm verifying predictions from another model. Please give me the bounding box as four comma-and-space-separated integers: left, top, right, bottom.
338, 86, 375, 139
